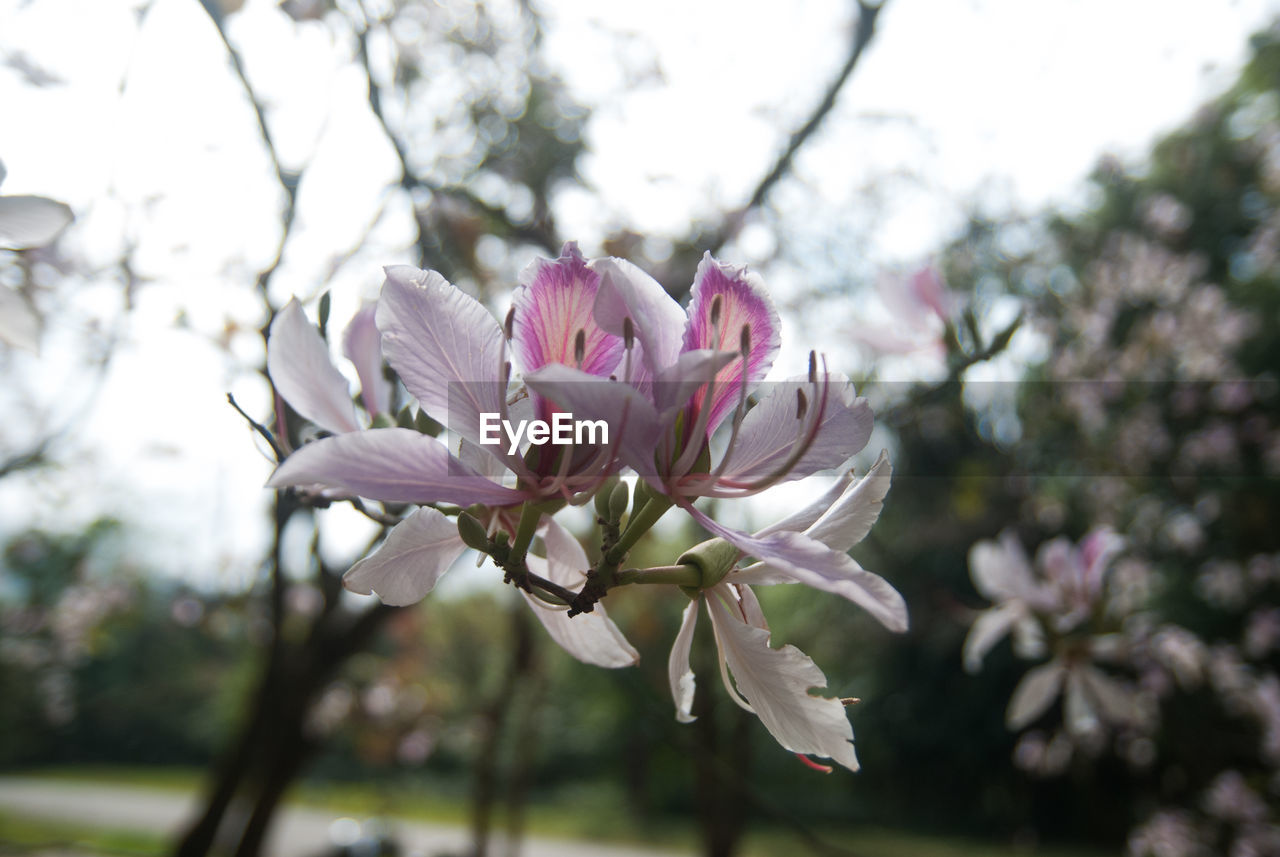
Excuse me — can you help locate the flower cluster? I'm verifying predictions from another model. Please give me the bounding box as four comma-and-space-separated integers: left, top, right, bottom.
263, 243, 906, 771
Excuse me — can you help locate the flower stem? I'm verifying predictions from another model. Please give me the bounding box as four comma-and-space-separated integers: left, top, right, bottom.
605, 496, 673, 566
508, 502, 542, 566
617, 565, 702, 587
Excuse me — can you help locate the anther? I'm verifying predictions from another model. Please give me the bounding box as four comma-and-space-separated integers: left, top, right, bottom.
808, 351, 817, 385
504, 306, 516, 340
739, 324, 751, 358
796, 388, 808, 420
710, 294, 724, 328
574, 328, 586, 368
623, 317, 635, 350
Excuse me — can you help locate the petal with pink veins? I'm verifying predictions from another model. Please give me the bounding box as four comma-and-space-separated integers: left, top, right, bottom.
343, 507, 467, 605
267, 298, 361, 435
718, 374, 872, 486
705, 585, 860, 772
512, 242, 623, 379
681, 253, 781, 433
266, 427, 525, 506
377, 266, 505, 445
523, 363, 660, 476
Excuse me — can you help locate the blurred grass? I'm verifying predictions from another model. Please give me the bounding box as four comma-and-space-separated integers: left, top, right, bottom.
0, 807, 165, 855
3, 767, 1111, 857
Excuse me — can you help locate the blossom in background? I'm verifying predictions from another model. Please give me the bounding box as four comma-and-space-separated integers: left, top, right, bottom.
852, 264, 955, 358
0, 158, 74, 353
964, 528, 1146, 739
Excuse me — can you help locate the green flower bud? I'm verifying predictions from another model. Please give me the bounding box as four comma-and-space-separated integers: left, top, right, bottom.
456, 512, 492, 554
608, 480, 631, 523
594, 476, 620, 518
676, 538, 741, 589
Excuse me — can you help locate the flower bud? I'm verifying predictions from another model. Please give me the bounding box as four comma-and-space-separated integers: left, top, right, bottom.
456, 512, 492, 554
594, 476, 620, 518
608, 480, 631, 523
677, 538, 741, 589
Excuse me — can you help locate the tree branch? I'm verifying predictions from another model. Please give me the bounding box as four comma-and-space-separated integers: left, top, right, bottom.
707, 0, 884, 256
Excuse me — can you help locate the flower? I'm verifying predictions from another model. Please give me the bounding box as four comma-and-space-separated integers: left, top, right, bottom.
965, 528, 1144, 737
264, 243, 638, 668
667, 451, 900, 772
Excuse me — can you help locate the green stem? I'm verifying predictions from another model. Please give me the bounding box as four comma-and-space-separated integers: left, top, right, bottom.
508, 502, 542, 565
617, 565, 702, 587
605, 497, 673, 565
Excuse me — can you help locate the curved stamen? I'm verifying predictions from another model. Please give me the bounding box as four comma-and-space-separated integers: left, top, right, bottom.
705, 324, 754, 483
712, 354, 834, 495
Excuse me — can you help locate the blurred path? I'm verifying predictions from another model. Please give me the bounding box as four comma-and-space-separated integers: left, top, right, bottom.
0, 777, 690, 857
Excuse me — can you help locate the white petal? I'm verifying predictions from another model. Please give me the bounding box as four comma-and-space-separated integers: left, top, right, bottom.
267, 298, 361, 435
692, 505, 907, 633
522, 518, 639, 669
0, 286, 40, 353
754, 472, 854, 538
706, 587, 859, 772
969, 530, 1038, 603
1006, 660, 1066, 730
377, 266, 505, 445
267, 427, 525, 506
804, 449, 892, 552
590, 256, 687, 382
0, 194, 72, 249
343, 507, 467, 605
962, 602, 1021, 673
1078, 664, 1141, 725
668, 599, 699, 723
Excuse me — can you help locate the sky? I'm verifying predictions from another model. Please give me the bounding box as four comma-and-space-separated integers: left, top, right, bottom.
1, 0, 1279, 589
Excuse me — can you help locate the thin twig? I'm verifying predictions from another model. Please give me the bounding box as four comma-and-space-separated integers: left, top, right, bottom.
227, 393, 284, 463
707, 0, 884, 256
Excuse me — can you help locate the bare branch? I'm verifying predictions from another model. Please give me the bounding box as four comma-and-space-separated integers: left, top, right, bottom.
707, 1, 884, 255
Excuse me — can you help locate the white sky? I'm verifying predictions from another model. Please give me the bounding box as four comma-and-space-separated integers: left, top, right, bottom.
1, 0, 1278, 588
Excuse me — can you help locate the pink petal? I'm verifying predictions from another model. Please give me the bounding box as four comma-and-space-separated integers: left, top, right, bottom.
523, 518, 639, 668
689, 505, 908, 633
681, 253, 780, 434
512, 242, 623, 380
266, 427, 525, 506
668, 599, 699, 723
591, 256, 687, 385
0, 194, 73, 249
342, 300, 391, 417
719, 373, 873, 485
267, 298, 361, 435
651, 349, 740, 421
705, 585, 859, 772
343, 507, 467, 605
523, 363, 661, 477
376, 266, 505, 446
